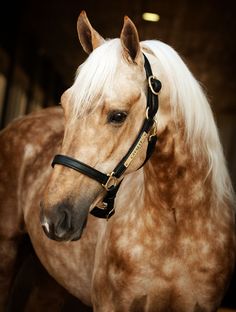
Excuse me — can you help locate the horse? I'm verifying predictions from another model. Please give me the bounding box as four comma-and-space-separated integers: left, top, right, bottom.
0, 10, 235, 312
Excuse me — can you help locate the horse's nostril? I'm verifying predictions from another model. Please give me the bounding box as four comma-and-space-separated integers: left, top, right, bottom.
40, 205, 53, 236
42, 222, 54, 237
55, 209, 72, 237
42, 221, 50, 234
60, 212, 68, 230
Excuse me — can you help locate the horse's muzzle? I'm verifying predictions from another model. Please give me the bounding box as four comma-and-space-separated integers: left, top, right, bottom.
40, 200, 88, 242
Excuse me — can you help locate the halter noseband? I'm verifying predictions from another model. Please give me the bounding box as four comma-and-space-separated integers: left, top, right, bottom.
52, 54, 161, 219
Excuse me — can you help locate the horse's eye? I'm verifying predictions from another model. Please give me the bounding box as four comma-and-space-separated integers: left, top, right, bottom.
108, 111, 128, 124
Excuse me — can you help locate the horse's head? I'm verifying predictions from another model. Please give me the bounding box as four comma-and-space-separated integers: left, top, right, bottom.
40, 12, 161, 241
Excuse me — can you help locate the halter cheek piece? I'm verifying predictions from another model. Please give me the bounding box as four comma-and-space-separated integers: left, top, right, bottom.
52, 54, 161, 219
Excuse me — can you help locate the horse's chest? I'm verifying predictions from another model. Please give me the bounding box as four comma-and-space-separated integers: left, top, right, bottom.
93, 227, 228, 312
94, 250, 197, 312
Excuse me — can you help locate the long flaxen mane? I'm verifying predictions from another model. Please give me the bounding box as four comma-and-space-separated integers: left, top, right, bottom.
70, 38, 234, 206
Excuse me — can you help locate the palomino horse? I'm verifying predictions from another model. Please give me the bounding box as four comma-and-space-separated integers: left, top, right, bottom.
0, 11, 235, 312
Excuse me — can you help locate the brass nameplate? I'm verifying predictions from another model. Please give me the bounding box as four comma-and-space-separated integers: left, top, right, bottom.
124, 132, 148, 168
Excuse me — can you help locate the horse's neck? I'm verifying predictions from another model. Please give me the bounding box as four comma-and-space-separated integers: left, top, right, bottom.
145, 123, 213, 222
117, 123, 212, 226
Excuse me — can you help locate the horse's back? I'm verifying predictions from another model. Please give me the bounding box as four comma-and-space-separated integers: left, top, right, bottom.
0, 106, 64, 167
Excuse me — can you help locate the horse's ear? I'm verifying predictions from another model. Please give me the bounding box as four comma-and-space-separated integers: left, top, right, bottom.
77, 11, 105, 54
120, 16, 142, 64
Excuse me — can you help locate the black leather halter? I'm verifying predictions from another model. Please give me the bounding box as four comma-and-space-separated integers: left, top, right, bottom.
52, 54, 161, 219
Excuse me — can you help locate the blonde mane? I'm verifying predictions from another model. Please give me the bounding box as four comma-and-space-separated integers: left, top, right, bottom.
142, 40, 234, 205
71, 39, 121, 118
71, 38, 234, 205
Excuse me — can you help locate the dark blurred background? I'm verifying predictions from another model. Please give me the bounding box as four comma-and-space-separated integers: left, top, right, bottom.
0, 0, 235, 311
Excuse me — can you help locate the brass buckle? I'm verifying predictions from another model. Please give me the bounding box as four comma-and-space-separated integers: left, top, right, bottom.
96, 202, 108, 209
149, 119, 158, 141
148, 76, 160, 95
102, 172, 118, 191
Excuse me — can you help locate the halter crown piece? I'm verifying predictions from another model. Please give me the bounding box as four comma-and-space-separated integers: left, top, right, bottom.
52, 54, 162, 219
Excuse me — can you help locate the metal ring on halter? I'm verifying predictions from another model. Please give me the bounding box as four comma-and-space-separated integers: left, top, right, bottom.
102, 172, 118, 191
146, 107, 150, 119
148, 76, 160, 95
